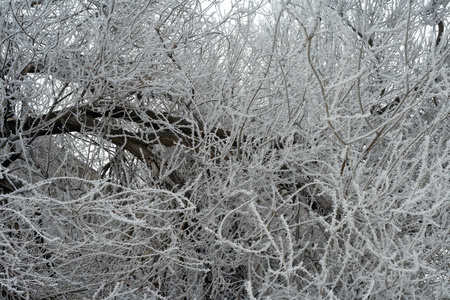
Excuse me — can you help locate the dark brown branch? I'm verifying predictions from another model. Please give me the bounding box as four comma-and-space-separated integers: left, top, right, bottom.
370, 97, 400, 116
20, 62, 46, 76
0, 175, 23, 194
5, 104, 232, 169
436, 20, 444, 47
30, 0, 43, 6
346, 21, 374, 47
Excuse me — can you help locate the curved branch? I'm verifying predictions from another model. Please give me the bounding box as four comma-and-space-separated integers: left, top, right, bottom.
5, 104, 233, 169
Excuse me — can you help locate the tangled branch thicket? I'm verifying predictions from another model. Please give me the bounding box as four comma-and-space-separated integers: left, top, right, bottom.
1, 0, 449, 299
